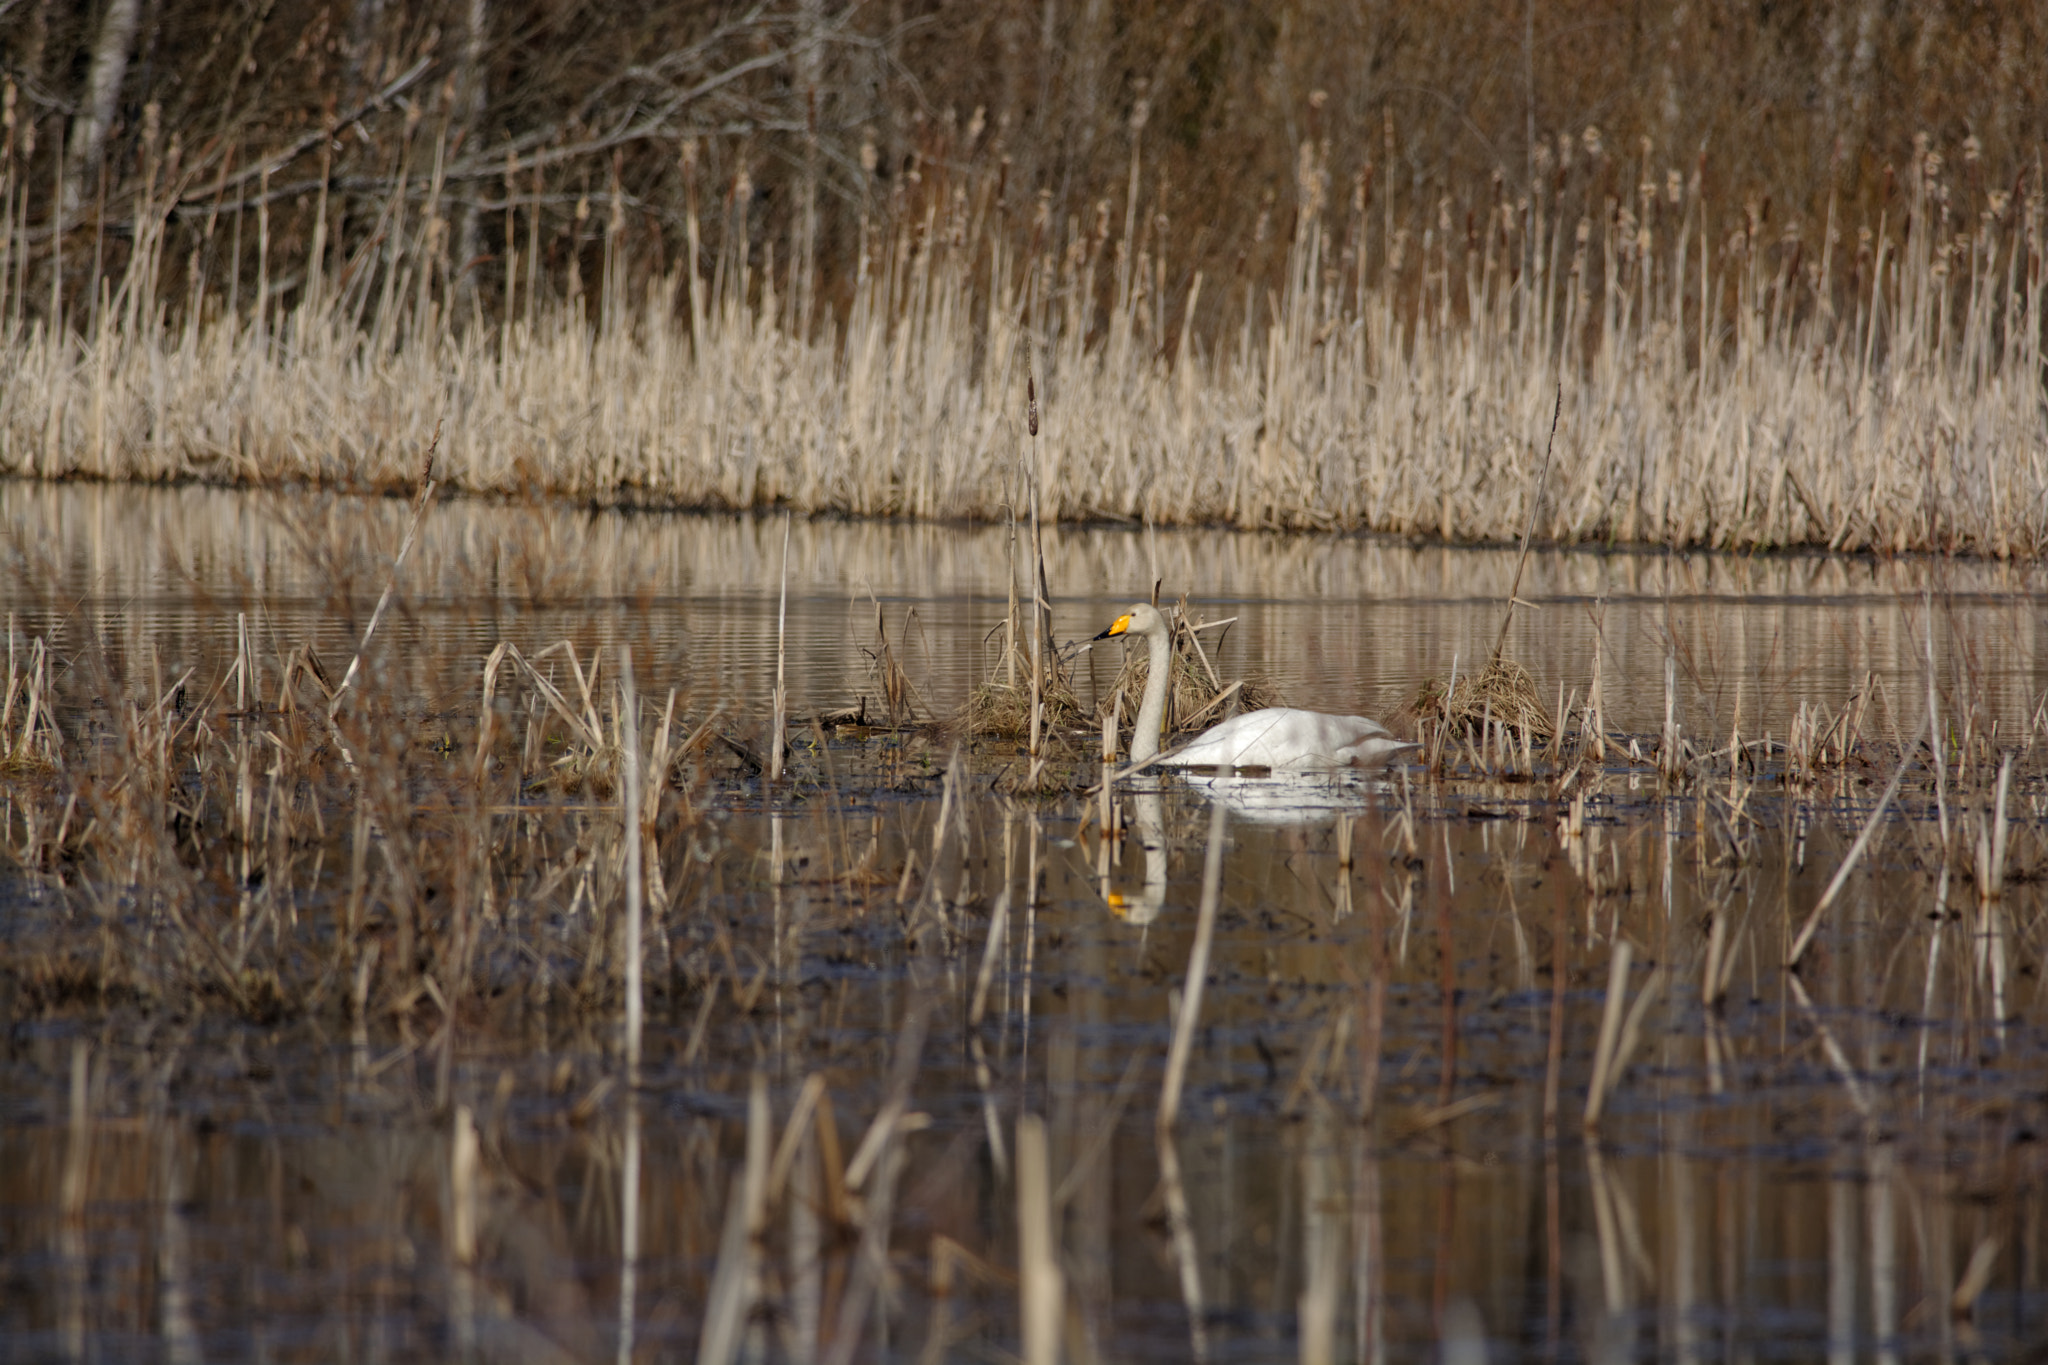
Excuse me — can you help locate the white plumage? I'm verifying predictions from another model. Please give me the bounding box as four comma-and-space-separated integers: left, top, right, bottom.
1096, 603, 1418, 771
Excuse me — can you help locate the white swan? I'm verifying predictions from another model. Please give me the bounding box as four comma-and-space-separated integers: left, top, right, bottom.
1096, 603, 1419, 771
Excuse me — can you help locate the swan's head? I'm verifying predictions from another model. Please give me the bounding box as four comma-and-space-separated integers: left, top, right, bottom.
1093, 602, 1168, 642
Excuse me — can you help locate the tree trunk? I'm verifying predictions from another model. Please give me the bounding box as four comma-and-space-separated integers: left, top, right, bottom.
62, 0, 143, 215
453, 0, 489, 311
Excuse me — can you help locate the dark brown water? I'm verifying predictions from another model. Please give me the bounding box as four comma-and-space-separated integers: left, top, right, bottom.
4, 482, 2048, 1362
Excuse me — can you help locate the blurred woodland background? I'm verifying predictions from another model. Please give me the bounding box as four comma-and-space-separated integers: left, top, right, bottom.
6, 0, 2041, 332
0, 2, 2043, 550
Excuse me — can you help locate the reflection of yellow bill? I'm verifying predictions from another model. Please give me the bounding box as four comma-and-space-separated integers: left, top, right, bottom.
1106, 892, 1133, 918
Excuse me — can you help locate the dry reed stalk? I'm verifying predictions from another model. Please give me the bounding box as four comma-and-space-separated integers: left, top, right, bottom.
1016, 1114, 1064, 1365
327, 425, 441, 723
1152, 1125, 1211, 1363
771, 513, 791, 783
1582, 938, 1633, 1131
617, 1090, 641, 1365
1161, 791, 1227, 1129
698, 1072, 771, 1365
619, 647, 644, 1079
1973, 751, 2015, 907
1924, 591, 1952, 853
449, 1104, 478, 1265
1, 624, 61, 773
1660, 649, 1682, 779
865, 602, 916, 726
1024, 376, 1049, 788
822, 982, 931, 1365
1488, 385, 1564, 666
1786, 755, 1911, 967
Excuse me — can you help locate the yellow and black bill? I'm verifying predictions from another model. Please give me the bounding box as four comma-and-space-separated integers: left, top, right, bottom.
1093, 613, 1134, 641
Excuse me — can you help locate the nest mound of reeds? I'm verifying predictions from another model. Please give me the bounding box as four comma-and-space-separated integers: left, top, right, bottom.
965, 676, 1090, 743
968, 598, 1287, 760
1416, 655, 1554, 739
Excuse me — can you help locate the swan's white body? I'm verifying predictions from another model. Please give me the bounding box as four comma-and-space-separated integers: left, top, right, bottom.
1098, 603, 1419, 771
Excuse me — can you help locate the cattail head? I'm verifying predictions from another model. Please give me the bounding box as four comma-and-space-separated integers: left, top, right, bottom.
1027, 378, 1038, 437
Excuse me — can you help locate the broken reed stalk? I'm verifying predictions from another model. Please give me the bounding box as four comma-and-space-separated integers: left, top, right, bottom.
1490, 384, 1563, 667
771, 512, 791, 783
327, 422, 441, 720
1786, 754, 1911, 967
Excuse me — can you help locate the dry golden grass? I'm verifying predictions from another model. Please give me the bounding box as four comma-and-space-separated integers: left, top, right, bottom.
1417, 657, 1554, 740
2, 133, 2043, 557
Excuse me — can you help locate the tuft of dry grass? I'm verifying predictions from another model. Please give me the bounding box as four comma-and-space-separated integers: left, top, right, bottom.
1417, 657, 1555, 741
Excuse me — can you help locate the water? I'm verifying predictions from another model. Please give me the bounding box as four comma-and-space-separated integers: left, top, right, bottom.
3, 481, 2047, 1362
6, 481, 2044, 733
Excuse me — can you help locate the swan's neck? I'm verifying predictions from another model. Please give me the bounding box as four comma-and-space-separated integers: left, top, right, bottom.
1131, 624, 1172, 762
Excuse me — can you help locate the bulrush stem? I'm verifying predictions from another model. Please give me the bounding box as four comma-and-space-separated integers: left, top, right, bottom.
771, 513, 791, 783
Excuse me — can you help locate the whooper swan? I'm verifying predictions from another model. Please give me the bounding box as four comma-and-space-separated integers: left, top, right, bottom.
1096, 603, 1419, 771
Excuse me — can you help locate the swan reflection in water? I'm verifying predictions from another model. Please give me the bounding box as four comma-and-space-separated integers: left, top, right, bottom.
1106, 790, 1170, 925
1176, 770, 1395, 827
1103, 772, 1397, 924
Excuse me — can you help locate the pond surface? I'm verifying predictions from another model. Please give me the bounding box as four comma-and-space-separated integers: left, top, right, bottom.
4, 482, 2048, 1363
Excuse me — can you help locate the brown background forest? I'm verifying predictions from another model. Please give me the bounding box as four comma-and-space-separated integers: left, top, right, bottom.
5, 0, 2042, 329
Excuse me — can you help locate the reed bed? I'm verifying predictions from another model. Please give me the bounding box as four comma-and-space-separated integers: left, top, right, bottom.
3, 127, 2043, 554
